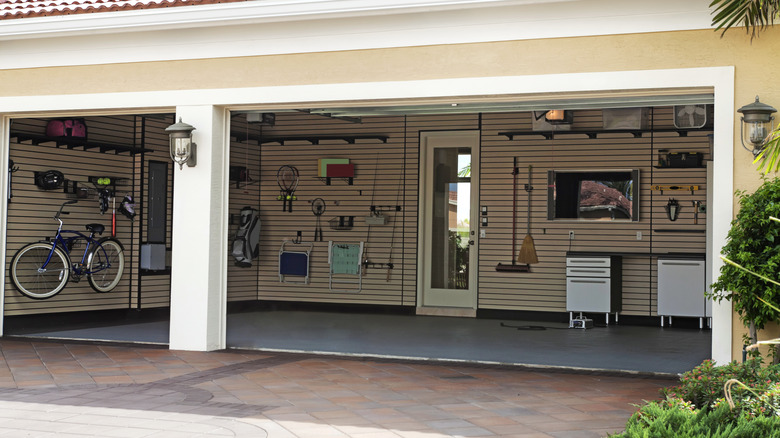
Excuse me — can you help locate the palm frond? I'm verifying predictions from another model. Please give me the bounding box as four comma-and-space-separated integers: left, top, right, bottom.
710, 0, 780, 38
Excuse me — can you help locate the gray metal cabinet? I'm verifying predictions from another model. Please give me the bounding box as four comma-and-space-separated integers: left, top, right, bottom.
566, 256, 622, 324
657, 257, 709, 327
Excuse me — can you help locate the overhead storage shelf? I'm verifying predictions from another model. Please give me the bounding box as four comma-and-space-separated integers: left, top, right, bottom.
10, 132, 151, 155
233, 133, 389, 145
499, 127, 712, 141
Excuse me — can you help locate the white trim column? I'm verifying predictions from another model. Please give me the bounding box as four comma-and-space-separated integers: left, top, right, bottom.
169, 105, 229, 351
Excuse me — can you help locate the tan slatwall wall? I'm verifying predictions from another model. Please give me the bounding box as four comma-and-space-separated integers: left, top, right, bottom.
227, 116, 263, 301
480, 108, 709, 316
226, 108, 708, 316
136, 116, 174, 309
5, 115, 172, 315
6, 108, 708, 317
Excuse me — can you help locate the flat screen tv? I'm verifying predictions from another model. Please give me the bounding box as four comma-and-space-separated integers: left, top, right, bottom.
547, 169, 639, 221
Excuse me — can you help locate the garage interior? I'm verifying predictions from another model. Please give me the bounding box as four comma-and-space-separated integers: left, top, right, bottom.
2, 95, 715, 375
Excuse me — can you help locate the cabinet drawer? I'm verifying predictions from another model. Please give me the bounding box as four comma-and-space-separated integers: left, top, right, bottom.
566, 257, 611, 268
566, 267, 610, 278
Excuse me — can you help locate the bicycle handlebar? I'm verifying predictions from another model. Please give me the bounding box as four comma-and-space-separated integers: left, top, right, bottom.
55, 200, 78, 220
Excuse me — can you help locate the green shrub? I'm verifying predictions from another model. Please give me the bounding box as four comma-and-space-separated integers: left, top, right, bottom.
714, 381, 780, 419
608, 401, 780, 438
660, 358, 780, 410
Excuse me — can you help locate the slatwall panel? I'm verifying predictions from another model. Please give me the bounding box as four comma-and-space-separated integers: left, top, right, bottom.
226, 108, 708, 315
244, 113, 411, 305
135, 116, 174, 309
227, 116, 263, 301
479, 108, 710, 316
226, 113, 482, 306
5, 115, 173, 315
5, 117, 141, 315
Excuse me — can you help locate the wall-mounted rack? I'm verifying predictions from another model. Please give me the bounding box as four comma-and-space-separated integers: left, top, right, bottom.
650, 185, 699, 195
498, 127, 712, 141
330, 216, 354, 230
317, 176, 354, 185
653, 229, 706, 233
10, 132, 151, 155
233, 133, 388, 145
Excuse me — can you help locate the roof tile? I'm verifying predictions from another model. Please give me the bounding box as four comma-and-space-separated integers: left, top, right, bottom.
0, 0, 251, 20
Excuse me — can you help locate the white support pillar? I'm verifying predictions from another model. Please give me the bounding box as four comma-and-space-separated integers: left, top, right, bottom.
169, 105, 229, 351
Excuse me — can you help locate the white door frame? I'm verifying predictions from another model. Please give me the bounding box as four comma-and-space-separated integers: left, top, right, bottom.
417, 130, 480, 311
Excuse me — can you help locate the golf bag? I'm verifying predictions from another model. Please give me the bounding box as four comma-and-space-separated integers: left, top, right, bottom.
231, 207, 261, 267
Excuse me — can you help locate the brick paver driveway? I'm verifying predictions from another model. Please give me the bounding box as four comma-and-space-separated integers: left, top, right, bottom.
0, 339, 674, 437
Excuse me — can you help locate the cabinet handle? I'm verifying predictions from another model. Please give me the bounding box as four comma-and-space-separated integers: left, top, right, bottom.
661, 262, 703, 266
569, 279, 608, 284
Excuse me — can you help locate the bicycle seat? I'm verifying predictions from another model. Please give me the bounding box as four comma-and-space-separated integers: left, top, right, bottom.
85, 223, 105, 236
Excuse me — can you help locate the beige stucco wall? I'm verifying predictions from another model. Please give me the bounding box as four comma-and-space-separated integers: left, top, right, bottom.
3, 26, 780, 360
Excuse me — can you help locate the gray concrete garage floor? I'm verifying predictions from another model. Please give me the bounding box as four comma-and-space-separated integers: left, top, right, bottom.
5, 309, 711, 376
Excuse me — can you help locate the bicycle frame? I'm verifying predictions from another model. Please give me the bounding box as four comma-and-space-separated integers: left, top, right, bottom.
39, 205, 111, 277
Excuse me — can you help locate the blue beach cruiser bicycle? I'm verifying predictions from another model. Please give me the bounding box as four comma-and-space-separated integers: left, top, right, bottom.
10, 200, 125, 299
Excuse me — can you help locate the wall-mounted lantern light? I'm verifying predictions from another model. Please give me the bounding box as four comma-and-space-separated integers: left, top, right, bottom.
665, 198, 681, 222
738, 96, 776, 157
166, 118, 197, 169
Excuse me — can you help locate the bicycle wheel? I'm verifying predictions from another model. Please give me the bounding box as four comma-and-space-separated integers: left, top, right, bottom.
10, 243, 70, 299
87, 237, 125, 293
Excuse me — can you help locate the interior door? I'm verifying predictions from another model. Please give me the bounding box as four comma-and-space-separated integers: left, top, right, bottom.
418, 131, 479, 309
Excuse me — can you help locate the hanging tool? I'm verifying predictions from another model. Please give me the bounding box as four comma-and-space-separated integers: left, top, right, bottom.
111, 196, 116, 237
692, 200, 702, 225
363, 153, 379, 270
496, 158, 530, 272
8, 159, 18, 203
516, 165, 539, 265
386, 172, 403, 282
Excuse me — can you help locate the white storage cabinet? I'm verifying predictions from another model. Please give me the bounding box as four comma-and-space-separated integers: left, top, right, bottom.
657, 257, 709, 328
566, 255, 622, 324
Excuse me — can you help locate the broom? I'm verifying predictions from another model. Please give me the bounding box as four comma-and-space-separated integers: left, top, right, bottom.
496, 158, 530, 272
516, 165, 539, 265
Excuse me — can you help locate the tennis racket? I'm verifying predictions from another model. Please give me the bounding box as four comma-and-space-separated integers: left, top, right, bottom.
277, 165, 300, 212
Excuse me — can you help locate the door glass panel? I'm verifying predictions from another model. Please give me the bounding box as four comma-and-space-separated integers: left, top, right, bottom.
430, 147, 471, 290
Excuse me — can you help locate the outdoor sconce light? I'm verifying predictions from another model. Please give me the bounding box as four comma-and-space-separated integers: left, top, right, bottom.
665, 198, 681, 222
166, 118, 197, 169
738, 96, 777, 157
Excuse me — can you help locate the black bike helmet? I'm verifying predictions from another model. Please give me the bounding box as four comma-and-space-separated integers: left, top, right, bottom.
34, 170, 65, 190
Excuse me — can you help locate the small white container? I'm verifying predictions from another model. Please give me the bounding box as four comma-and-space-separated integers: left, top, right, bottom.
603, 108, 650, 130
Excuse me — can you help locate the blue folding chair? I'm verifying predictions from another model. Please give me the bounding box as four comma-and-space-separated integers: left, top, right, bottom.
279, 240, 313, 284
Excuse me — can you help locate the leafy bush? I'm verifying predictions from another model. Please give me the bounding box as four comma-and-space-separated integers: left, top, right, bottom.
714, 381, 780, 420
608, 401, 780, 438
660, 358, 780, 410
709, 177, 780, 351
